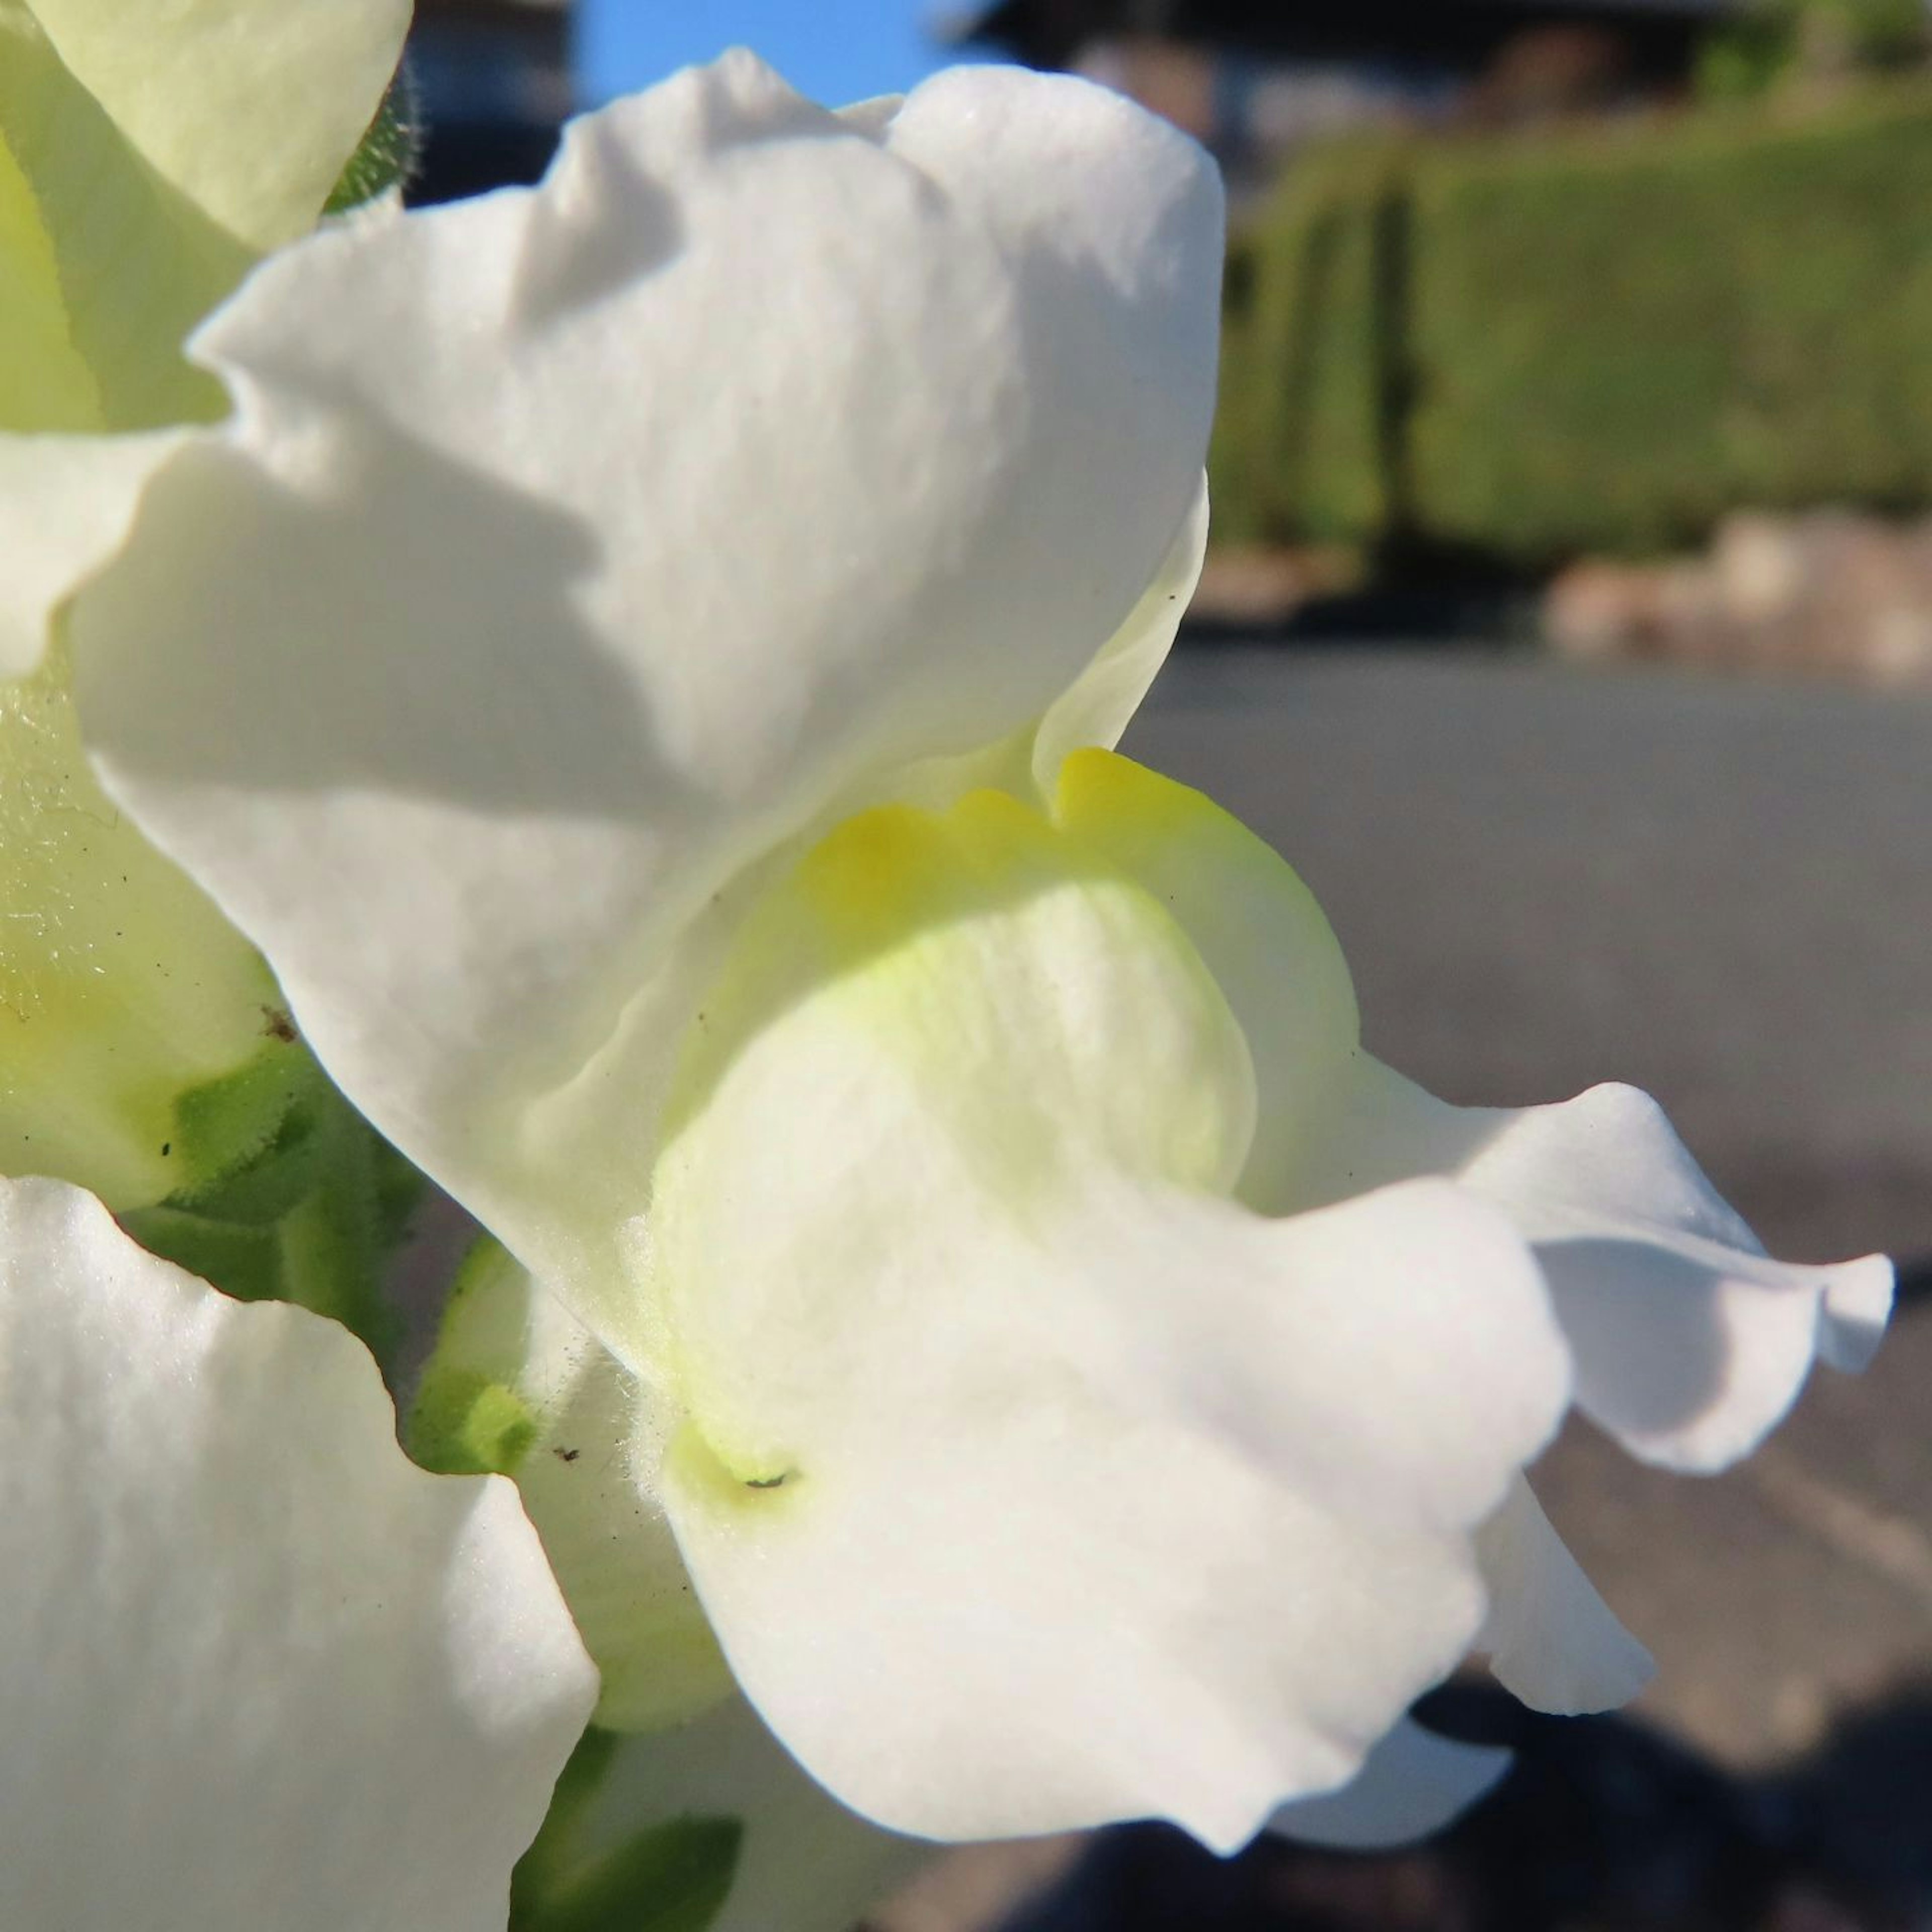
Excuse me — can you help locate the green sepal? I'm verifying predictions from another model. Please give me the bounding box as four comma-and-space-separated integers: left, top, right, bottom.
323, 63, 422, 215
409, 1235, 542, 1474
159, 1034, 330, 1223
120, 1039, 421, 1364
511, 1729, 743, 1932
411, 1369, 539, 1478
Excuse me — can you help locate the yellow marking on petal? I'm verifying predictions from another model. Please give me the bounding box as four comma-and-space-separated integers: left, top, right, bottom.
664, 1418, 802, 1514
1054, 745, 1283, 888
665, 782, 1252, 1202
646, 773, 1263, 1483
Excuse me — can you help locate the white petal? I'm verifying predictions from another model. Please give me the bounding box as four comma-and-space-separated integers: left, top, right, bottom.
1029, 479, 1211, 791
663, 1176, 1562, 1853
73, 55, 1224, 1333
24, 0, 412, 250
0, 1176, 596, 1931
0, 430, 185, 675
572, 1700, 929, 1932
1049, 744, 1360, 1214
1287, 1061, 1893, 1472
1266, 1719, 1511, 1852
1474, 1478, 1652, 1714
642, 779, 1568, 1849
0, 6, 245, 435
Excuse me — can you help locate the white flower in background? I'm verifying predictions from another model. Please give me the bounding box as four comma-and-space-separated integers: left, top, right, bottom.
0, 1173, 596, 1928
1, 0, 410, 1208
0, 0, 411, 671
70, 49, 1892, 1862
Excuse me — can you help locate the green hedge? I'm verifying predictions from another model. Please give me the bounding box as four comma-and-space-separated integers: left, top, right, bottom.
1210, 141, 1403, 548
1211, 85, 1932, 564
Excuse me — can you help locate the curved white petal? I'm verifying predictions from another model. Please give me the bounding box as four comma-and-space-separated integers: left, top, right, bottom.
0, 429, 186, 677
1474, 1478, 1652, 1715
1050, 745, 1360, 1214
573, 1700, 929, 1932
0, 1175, 596, 1932
663, 1175, 1562, 1853
73, 55, 1224, 1343
1266, 1719, 1512, 1852
1028, 476, 1212, 789
642, 778, 1568, 1849
24, 0, 412, 251
1284, 1061, 1893, 1472
0, 4, 246, 436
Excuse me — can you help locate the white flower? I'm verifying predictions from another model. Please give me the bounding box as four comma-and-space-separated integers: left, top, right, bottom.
70, 52, 1892, 1857
0, 1174, 595, 1928
0, 0, 412, 673
1, 0, 411, 1207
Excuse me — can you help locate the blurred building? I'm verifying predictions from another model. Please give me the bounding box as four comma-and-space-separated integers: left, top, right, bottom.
409, 0, 576, 203
955, 0, 1738, 193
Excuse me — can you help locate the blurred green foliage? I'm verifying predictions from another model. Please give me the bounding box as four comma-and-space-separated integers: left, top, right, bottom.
1210, 83, 1932, 565
1699, 0, 1930, 100
1209, 142, 1404, 548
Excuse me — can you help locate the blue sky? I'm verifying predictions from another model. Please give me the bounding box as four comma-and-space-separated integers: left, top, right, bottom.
577, 0, 998, 109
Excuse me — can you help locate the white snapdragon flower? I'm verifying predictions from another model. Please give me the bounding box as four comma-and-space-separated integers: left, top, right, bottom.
2, 0, 410, 1210
0, 1174, 596, 1926
70, 50, 1891, 1862
0, 0, 411, 671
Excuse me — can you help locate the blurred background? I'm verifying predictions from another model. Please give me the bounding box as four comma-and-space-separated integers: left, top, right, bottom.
404, 4, 1932, 1926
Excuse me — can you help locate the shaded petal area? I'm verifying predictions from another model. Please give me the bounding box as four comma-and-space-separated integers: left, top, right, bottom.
1284, 1060, 1892, 1472
23, 0, 411, 251
73, 55, 1223, 1345
1474, 1478, 1652, 1714
1050, 747, 1359, 1215
1079, 763, 1891, 1473
0, 5, 244, 434
1267, 1718, 1511, 1852
0, 1176, 596, 1932
0, 431, 185, 677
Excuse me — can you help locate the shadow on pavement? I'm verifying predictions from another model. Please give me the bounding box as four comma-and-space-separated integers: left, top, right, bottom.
999, 1678, 1932, 1932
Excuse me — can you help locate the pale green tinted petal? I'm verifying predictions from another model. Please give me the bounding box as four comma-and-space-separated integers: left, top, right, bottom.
1029, 479, 1211, 790
1052, 747, 1360, 1214
1287, 1059, 1893, 1472
1, 645, 279, 1208
25, 0, 410, 251
0, 1175, 596, 1931
0, 113, 97, 429
72, 56, 1223, 1354
557, 1702, 928, 1932
0, 3, 242, 431
645, 780, 1568, 1847
0, 429, 185, 674
1266, 1719, 1511, 1851
412, 1239, 733, 1732
1474, 1478, 1653, 1715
